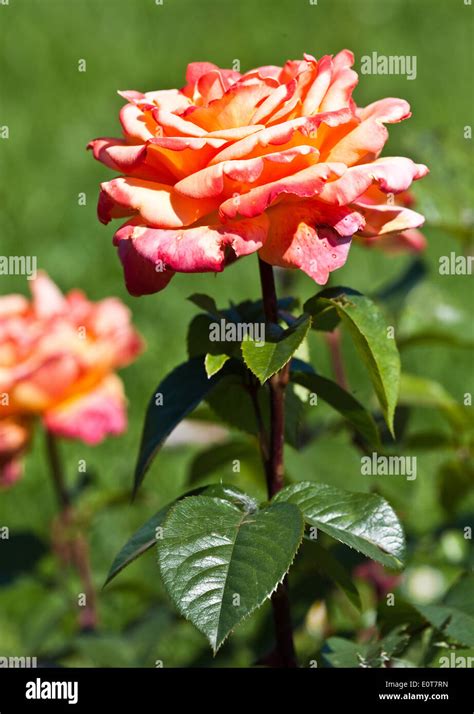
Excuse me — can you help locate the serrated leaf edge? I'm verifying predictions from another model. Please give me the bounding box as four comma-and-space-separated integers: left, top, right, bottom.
157, 496, 305, 653
241, 315, 311, 384
275, 482, 406, 571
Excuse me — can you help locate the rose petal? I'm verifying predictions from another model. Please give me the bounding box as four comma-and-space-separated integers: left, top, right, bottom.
44, 374, 127, 445
113, 213, 269, 295
186, 81, 276, 131
0, 295, 29, 318
87, 138, 174, 183
98, 177, 219, 227
324, 98, 411, 165
174, 145, 318, 199
258, 199, 358, 283
319, 157, 429, 204
219, 162, 346, 219
209, 108, 352, 165
354, 202, 426, 236
259, 201, 352, 283
319, 50, 358, 113
31, 272, 67, 319
0, 418, 30, 488
119, 102, 156, 142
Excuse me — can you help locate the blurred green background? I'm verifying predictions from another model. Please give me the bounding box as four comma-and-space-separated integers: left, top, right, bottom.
0, 0, 472, 667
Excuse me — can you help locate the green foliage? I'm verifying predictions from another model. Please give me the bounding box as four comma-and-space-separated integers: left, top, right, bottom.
103, 284, 471, 656
274, 482, 406, 569
399, 373, 472, 432
133, 357, 227, 496
291, 369, 380, 446
305, 540, 361, 610
305, 288, 401, 434
241, 314, 311, 383
204, 353, 230, 377
105, 484, 256, 587
204, 372, 303, 448
416, 574, 474, 648
324, 626, 410, 668
104, 504, 171, 588
158, 495, 304, 651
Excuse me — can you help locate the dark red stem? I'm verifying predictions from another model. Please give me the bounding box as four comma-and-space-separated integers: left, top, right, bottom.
45, 429, 98, 631
257, 257, 298, 668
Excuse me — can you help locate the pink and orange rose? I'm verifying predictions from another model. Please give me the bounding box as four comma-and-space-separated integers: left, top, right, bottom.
89, 51, 428, 296
0, 273, 142, 486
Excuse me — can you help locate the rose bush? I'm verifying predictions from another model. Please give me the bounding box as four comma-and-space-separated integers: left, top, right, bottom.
0, 273, 142, 485
89, 51, 428, 295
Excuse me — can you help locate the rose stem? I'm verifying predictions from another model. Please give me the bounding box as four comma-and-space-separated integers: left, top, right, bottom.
325, 329, 349, 391
256, 256, 298, 668
45, 429, 98, 630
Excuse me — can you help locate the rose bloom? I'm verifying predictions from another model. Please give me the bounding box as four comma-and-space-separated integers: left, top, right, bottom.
354, 560, 402, 600
89, 51, 428, 296
0, 273, 142, 486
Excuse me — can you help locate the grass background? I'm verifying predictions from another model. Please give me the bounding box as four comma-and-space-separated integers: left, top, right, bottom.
0, 0, 472, 667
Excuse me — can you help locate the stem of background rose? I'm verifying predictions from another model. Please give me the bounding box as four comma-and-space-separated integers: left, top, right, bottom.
256, 256, 298, 668
325, 328, 349, 390
45, 429, 98, 631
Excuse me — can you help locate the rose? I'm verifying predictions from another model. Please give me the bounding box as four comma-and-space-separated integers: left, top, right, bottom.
89, 52, 428, 296
0, 273, 142, 485
0, 418, 30, 487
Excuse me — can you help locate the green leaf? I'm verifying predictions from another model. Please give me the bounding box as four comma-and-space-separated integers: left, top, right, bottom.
323, 637, 365, 667
187, 313, 238, 359
104, 485, 252, 587
284, 384, 306, 448
241, 314, 311, 383
206, 374, 303, 448
404, 430, 454, 451
133, 357, 225, 496
311, 306, 341, 332
204, 352, 229, 377
228, 296, 298, 324
105, 504, 171, 588
291, 370, 380, 446
324, 626, 409, 668
187, 313, 214, 357
158, 496, 304, 651
398, 373, 472, 430
377, 596, 425, 635
274, 481, 405, 570
305, 539, 361, 610
206, 374, 259, 435
363, 626, 410, 667
416, 573, 474, 647
398, 328, 474, 350
187, 293, 222, 318
304, 288, 400, 434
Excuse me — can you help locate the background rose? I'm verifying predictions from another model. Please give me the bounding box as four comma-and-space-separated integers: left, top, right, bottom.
89, 51, 428, 296
0, 273, 142, 484
0, 417, 31, 488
